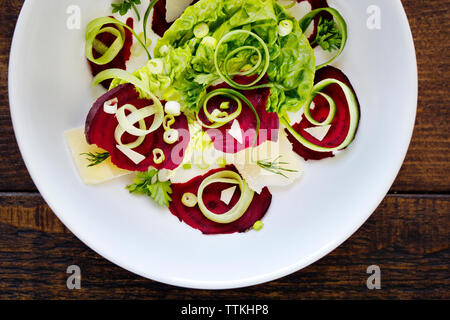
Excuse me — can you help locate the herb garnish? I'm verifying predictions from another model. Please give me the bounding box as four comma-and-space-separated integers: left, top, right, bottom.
126, 169, 173, 207
257, 156, 298, 179
310, 16, 342, 52
112, 0, 142, 21
81, 152, 110, 167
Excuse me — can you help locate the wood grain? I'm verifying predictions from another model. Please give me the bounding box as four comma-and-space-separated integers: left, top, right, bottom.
0, 193, 447, 299
0, 0, 448, 299
392, 0, 450, 193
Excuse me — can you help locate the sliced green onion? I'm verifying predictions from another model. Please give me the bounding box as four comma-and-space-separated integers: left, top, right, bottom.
282, 78, 359, 152
193, 23, 209, 39
220, 101, 230, 109
159, 45, 170, 56
148, 58, 164, 74
182, 163, 192, 170
182, 193, 198, 207
210, 109, 229, 119
201, 36, 217, 48
214, 30, 270, 90
163, 129, 179, 144
298, 8, 347, 70
85, 17, 151, 64
278, 20, 293, 37
253, 220, 264, 231
197, 171, 254, 224
153, 148, 165, 164
163, 114, 175, 130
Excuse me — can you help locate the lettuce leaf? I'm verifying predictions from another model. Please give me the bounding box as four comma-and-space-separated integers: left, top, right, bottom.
112, 0, 315, 116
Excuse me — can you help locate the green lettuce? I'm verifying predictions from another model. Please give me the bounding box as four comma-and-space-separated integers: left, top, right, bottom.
113, 0, 315, 116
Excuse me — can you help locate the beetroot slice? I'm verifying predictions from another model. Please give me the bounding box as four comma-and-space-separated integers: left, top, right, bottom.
152, 0, 198, 37
286, 66, 360, 161
169, 166, 272, 235
298, 0, 331, 47
198, 76, 279, 154
88, 17, 134, 89
85, 84, 190, 171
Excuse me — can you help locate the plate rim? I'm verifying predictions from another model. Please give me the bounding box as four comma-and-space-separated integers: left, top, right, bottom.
8, 0, 418, 289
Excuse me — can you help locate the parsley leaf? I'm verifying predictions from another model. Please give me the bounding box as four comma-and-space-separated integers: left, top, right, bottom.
126, 169, 173, 207
112, 0, 142, 20
81, 152, 110, 167
311, 16, 342, 52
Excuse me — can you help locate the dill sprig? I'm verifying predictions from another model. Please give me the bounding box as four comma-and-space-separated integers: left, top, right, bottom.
81, 152, 110, 167
257, 156, 298, 179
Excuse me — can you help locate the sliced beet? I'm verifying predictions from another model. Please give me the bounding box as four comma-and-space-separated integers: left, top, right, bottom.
286, 66, 360, 160
298, 0, 331, 47
152, 0, 198, 37
169, 166, 272, 235
88, 17, 134, 89
85, 83, 190, 171
198, 76, 279, 154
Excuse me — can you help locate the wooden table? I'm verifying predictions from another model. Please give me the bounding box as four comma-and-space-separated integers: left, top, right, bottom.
0, 0, 448, 299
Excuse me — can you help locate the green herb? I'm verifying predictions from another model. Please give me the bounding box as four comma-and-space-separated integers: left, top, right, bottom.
257, 156, 297, 179
143, 0, 159, 43
81, 152, 110, 167
126, 169, 173, 207
112, 0, 142, 21
310, 16, 343, 52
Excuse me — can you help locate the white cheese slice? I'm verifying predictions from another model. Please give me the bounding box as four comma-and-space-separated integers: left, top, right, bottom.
65, 127, 130, 185
304, 124, 331, 141
228, 130, 304, 193
220, 186, 237, 205
228, 120, 243, 144
166, 0, 193, 23
116, 144, 146, 164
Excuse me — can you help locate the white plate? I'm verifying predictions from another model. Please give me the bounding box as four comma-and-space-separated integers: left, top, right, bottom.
9, 0, 417, 289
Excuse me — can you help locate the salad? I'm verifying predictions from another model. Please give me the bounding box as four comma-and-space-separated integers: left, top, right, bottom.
65, 0, 360, 235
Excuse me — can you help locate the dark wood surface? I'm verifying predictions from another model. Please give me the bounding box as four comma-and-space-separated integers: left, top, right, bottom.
0, 0, 448, 299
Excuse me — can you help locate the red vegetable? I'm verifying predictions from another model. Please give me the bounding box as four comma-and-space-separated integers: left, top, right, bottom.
169, 166, 272, 235
197, 76, 279, 154
88, 17, 134, 89
85, 84, 190, 171
286, 66, 360, 160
